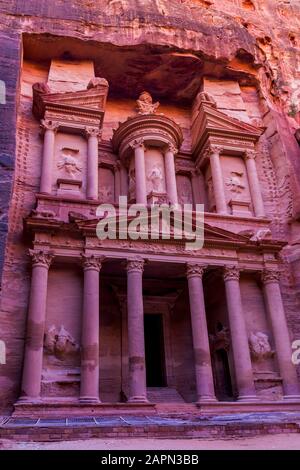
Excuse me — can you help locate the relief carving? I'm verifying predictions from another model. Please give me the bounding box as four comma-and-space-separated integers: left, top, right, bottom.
128, 169, 136, 201
209, 326, 230, 353
99, 186, 114, 203
57, 148, 82, 178
249, 332, 274, 362
226, 171, 246, 194
147, 165, 164, 192
136, 91, 160, 115
44, 325, 79, 360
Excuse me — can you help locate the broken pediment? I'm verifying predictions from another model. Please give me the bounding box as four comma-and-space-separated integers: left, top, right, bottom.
32, 78, 109, 129
191, 92, 263, 155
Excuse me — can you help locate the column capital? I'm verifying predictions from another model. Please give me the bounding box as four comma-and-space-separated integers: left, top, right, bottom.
166, 143, 178, 155
186, 263, 206, 279
40, 119, 59, 133
113, 160, 121, 172
81, 254, 104, 271
84, 127, 102, 138
29, 249, 54, 268
204, 145, 223, 158
223, 265, 240, 282
261, 269, 280, 284
245, 149, 256, 160
126, 257, 144, 273
130, 138, 145, 150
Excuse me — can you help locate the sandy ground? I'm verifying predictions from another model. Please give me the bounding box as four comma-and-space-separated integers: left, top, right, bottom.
1, 434, 300, 450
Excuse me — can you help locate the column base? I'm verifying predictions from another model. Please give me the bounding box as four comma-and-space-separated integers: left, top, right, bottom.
17, 396, 42, 404
79, 397, 101, 404
196, 396, 218, 404
237, 395, 258, 402
128, 396, 149, 404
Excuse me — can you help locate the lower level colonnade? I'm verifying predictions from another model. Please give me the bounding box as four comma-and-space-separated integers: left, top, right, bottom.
19, 251, 300, 405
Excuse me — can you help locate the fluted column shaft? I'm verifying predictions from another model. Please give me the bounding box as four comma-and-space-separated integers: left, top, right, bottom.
126, 258, 147, 402
224, 266, 256, 400
85, 127, 100, 200
262, 270, 300, 398
187, 264, 216, 402
20, 250, 54, 401
164, 144, 178, 205
80, 255, 102, 403
208, 147, 227, 215
40, 120, 59, 194
245, 151, 265, 217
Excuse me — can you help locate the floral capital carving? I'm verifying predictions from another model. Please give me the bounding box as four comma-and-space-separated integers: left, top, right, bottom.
29, 249, 54, 268
223, 265, 240, 282
245, 150, 256, 160
81, 254, 104, 271
126, 257, 145, 273
261, 269, 280, 284
166, 143, 178, 155
84, 127, 102, 138
186, 263, 206, 279
40, 119, 60, 133
130, 138, 145, 150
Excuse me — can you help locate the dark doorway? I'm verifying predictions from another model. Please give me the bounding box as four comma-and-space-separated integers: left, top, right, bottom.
144, 314, 166, 387
213, 349, 234, 401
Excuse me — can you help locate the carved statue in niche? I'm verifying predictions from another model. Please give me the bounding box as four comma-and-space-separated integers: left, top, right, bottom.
249, 331, 274, 362
147, 165, 164, 192
128, 169, 136, 201
226, 171, 245, 194
178, 179, 193, 205
99, 186, 114, 203
57, 148, 82, 178
136, 91, 160, 115
44, 325, 79, 360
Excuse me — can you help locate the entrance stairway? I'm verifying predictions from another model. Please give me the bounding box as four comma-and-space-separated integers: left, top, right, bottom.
147, 387, 185, 403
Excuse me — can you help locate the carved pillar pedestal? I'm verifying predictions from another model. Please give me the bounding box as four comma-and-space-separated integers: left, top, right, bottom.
126, 258, 148, 403
19, 250, 54, 402
224, 266, 257, 401
187, 264, 216, 402
80, 255, 102, 404
262, 270, 300, 399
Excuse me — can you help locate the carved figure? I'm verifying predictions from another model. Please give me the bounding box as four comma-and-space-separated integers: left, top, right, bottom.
44, 325, 79, 359
136, 91, 160, 115
249, 331, 274, 361
99, 186, 114, 203
226, 171, 245, 193
209, 326, 230, 353
250, 229, 272, 241
128, 169, 136, 201
57, 148, 82, 178
147, 165, 164, 192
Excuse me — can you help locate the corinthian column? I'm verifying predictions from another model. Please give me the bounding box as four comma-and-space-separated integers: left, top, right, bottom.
80, 255, 103, 403
207, 146, 227, 215
224, 266, 257, 401
187, 264, 216, 402
19, 250, 54, 402
262, 269, 300, 399
40, 120, 59, 194
245, 150, 265, 218
164, 143, 178, 205
126, 258, 147, 402
130, 138, 147, 205
85, 127, 101, 200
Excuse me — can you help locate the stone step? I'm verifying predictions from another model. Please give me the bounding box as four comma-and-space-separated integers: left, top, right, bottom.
147, 387, 185, 403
